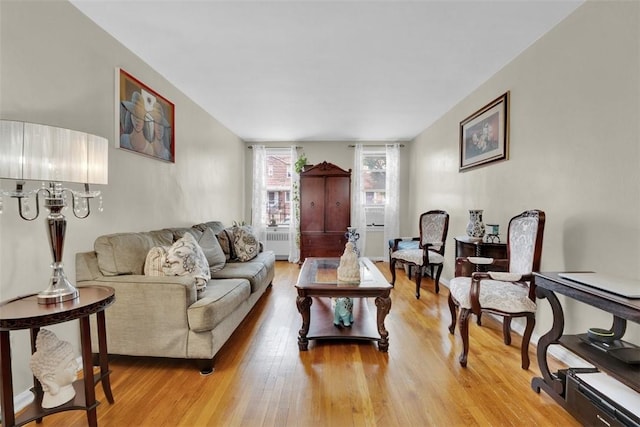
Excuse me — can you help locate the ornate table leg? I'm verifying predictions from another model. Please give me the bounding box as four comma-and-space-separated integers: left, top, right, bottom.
296, 296, 312, 351
531, 286, 565, 396
79, 316, 98, 427
1, 330, 15, 427
96, 310, 114, 404
375, 292, 392, 352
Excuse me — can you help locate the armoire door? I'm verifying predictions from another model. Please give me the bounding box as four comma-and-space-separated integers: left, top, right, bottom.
300, 176, 325, 232
324, 176, 350, 232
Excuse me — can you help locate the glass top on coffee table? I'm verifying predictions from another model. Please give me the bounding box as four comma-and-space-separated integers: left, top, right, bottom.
296, 257, 392, 291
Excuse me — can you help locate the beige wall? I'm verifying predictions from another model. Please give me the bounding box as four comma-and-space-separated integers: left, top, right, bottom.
0, 1, 245, 394
408, 0, 640, 341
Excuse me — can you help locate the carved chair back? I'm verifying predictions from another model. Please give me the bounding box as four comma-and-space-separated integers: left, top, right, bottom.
419, 210, 450, 256
507, 210, 546, 275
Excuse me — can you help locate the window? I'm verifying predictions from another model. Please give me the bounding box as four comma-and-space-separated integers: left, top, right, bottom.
263, 148, 292, 227
361, 150, 386, 226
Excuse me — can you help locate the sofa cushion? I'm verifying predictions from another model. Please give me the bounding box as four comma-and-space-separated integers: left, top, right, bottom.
211, 251, 275, 293
193, 221, 226, 235
187, 279, 251, 332
165, 227, 203, 242
163, 233, 211, 292
95, 230, 174, 276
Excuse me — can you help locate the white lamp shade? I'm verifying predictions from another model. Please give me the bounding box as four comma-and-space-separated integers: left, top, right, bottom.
0, 120, 108, 185
0, 120, 25, 180
87, 134, 109, 185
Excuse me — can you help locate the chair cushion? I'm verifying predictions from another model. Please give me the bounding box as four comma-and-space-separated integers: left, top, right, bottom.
388, 239, 419, 250
390, 248, 444, 266
448, 277, 536, 313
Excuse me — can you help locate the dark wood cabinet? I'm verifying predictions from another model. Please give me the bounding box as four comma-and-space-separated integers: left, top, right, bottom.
300, 162, 351, 262
454, 236, 507, 275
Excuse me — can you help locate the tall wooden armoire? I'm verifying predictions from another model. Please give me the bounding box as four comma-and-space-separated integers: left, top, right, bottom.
299, 161, 351, 263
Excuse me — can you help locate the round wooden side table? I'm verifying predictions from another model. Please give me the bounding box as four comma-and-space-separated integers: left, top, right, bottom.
0, 286, 115, 427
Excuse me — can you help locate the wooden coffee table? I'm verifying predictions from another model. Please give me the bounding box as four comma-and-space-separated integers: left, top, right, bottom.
295, 257, 392, 352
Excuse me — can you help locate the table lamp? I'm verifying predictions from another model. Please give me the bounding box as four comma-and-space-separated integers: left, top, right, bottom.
0, 120, 108, 304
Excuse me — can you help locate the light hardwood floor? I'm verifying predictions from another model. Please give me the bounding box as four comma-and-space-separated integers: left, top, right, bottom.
35, 261, 578, 426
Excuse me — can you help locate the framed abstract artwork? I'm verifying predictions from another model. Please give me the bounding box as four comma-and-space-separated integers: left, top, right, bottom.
116, 68, 175, 162
459, 91, 509, 172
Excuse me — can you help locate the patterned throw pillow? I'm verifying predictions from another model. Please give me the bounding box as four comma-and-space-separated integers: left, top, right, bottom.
231, 226, 259, 262
144, 246, 169, 276
216, 227, 236, 261
162, 233, 211, 291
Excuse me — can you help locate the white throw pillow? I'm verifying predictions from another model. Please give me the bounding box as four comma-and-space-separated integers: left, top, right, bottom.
163, 233, 211, 291
144, 246, 169, 276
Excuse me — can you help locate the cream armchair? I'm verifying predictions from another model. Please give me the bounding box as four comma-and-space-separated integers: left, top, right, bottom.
447, 210, 546, 369
389, 210, 449, 298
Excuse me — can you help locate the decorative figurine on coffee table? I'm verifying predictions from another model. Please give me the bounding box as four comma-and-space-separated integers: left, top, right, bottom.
29, 329, 79, 408
337, 241, 360, 283
333, 297, 354, 327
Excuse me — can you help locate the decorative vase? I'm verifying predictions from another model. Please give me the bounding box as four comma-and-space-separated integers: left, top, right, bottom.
345, 227, 360, 256
466, 210, 485, 240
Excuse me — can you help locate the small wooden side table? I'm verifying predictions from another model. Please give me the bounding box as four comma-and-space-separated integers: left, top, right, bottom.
0, 286, 115, 427
454, 236, 507, 275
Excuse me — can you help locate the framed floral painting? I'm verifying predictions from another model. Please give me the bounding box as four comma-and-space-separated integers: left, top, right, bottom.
459, 91, 509, 172
116, 68, 175, 162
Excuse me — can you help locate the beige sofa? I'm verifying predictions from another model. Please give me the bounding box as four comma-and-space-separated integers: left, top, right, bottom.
75, 221, 275, 374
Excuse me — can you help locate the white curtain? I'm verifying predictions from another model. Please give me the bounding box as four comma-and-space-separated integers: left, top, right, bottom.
288, 146, 300, 263
383, 143, 400, 259
352, 144, 367, 256
251, 145, 267, 244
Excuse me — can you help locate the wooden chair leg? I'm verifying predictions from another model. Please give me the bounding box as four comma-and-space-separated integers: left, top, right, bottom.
390, 258, 397, 286
503, 317, 512, 345
415, 266, 422, 299
521, 314, 536, 370
447, 294, 458, 334
434, 264, 443, 294
459, 308, 472, 367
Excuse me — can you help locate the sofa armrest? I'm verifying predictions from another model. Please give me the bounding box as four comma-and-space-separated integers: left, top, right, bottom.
76, 251, 200, 358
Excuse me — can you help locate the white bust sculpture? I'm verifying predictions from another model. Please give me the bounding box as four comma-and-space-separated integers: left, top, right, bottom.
337, 241, 360, 283
29, 329, 79, 408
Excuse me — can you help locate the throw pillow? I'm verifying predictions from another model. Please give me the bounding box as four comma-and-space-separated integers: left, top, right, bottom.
163, 232, 211, 291
144, 246, 169, 276
197, 227, 226, 272
231, 226, 259, 262
216, 227, 236, 261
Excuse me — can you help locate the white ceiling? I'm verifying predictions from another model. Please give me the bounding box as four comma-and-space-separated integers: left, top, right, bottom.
70, 0, 583, 142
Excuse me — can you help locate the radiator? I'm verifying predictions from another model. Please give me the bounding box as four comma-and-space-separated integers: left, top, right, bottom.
264, 230, 290, 260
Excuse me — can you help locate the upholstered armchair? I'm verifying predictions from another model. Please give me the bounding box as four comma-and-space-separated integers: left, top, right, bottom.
389, 210, 449, 299
447, 210, 545, 369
